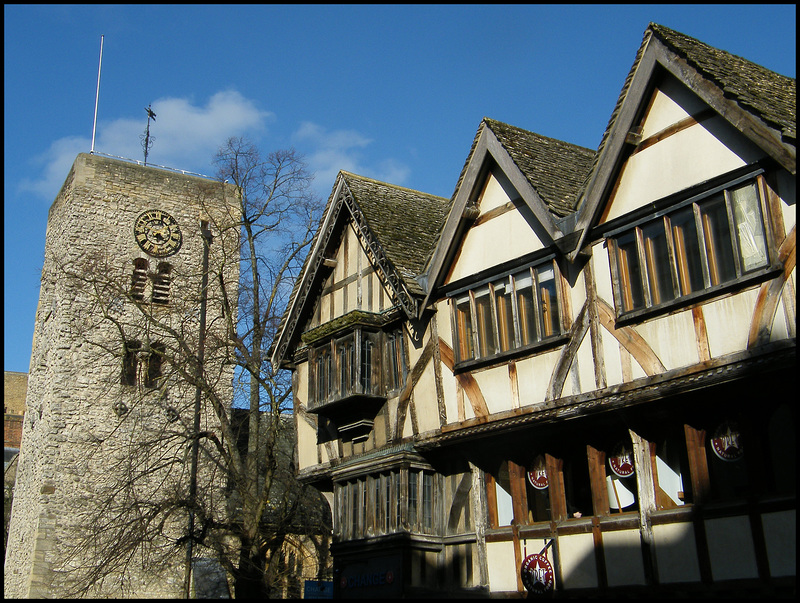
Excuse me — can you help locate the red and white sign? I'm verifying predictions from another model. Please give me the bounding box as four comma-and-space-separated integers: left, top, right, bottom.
609, 442, 634, 478
711, 421, 743, 461
527, 456, 548, 490
520, 553, 554, 594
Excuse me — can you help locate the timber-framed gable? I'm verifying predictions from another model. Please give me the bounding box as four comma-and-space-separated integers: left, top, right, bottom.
279, 22, 795, 599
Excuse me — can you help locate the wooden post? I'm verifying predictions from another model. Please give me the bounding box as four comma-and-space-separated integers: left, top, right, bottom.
630, 429, 659, 586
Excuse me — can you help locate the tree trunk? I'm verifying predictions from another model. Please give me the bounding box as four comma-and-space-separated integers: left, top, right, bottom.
234, 540, 268, 598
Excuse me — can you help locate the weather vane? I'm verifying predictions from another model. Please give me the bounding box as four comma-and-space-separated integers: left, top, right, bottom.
141, 104, 156, 165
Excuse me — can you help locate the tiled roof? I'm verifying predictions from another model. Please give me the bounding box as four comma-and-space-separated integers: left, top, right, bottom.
449, 118, 595, 218
483, 118, 596, 216
650, 23, 796, 143
341, 172, 451, 294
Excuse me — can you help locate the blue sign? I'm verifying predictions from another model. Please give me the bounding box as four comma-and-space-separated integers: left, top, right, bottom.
304, 580, 334, 599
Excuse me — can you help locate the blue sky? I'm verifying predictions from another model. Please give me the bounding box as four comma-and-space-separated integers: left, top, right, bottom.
4, 4, 796, 374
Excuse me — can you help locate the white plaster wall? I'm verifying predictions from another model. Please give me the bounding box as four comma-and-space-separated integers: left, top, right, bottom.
558, 532, 598, 590
567, 261, 588, 323
434, 302, 461, 425
574, 331, 597, 393
413, 366, 440, 434
294, 362, 318, 473
346, 223, 359, 279
319, 289, 331, 325
635, 310, 698, 371
591, 244, 615, 308
449, 214, 543, 283
639, 79, 707, 140
486, 540, 519, 592
447, 173, 545, 284
479, 172, 513, 212
474, 366, 513, 415
332, 286, 344, 320
603, 116, 765, 224
601, 325, 624, 388
653, 522, 701, 584
705, 516, 759, 581
702, 288, 759, 358
761, 509, 796, 577
603, 528, 646, 586
515, 350, 560, 407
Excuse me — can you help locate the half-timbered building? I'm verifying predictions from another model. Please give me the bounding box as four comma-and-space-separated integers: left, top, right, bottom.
271, 23, 795, 597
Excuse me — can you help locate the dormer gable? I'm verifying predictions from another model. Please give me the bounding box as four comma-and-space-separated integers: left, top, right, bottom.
422, 118, 594, 310
270, 171, 448, 369
570, 22, 796, 261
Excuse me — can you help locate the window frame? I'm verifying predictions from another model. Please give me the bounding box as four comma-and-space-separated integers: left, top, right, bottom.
309, 326, 403, 410
384, 328, 407, 394
608, 172, 778, 322
333, 466, 439, 540
449, 257, 567, 370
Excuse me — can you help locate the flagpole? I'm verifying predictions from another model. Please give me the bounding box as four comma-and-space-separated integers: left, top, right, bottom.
91, 35, 104, 154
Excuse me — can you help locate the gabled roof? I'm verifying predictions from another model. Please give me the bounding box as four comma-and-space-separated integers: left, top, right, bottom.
420, 117, 594, 307
344, 172, 450, 295
570, 22, 796, 260
651, 23, 795, 146
270, 171, 449, 369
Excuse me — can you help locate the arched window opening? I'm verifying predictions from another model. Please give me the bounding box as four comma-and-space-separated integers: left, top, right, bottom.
121, 340, 142, 386
130, 259, 148, 301
152, 262, 171, 305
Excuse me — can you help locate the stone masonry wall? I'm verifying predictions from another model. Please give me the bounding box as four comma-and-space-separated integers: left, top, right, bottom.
4, 154, 240, 598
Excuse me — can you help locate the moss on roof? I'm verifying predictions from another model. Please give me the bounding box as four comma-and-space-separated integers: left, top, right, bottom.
650, 23, 795, 143
342, 172, 450, 293
483, 119, 596, 216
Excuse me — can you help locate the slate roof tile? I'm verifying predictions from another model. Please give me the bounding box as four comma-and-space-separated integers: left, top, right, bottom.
341, 172, 450, 294
483, 118, 596, 216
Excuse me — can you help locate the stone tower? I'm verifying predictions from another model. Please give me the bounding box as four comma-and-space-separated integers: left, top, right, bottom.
4, 153, 240, 598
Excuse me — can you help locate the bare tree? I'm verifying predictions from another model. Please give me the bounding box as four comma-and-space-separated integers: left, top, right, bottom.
45, 138, 329, 598
211, 138, 330, 597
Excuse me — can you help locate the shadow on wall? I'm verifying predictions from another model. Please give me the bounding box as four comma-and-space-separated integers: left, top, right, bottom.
398, 503, 795, 598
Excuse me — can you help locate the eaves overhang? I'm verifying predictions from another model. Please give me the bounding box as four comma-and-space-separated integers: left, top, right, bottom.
415, 339, 795, 452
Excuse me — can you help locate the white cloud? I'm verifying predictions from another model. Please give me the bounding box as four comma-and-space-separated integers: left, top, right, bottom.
20, 90, 272, 200
18, 136, 90, 199
20, 95, 411, 203
293, 121, 411, 194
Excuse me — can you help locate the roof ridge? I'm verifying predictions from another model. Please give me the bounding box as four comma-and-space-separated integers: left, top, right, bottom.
649, 22, 796, 83
482, 117, 596, 154
339, 170, 448, 201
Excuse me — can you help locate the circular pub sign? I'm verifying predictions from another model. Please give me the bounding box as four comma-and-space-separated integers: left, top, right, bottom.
520, 553, 554, 594
609, 442, 635, 478
711, 421, 743, 461
527, 456, 549, 490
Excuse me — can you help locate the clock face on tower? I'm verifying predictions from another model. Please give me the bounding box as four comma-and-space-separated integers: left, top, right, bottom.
134, 209, 182, 257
